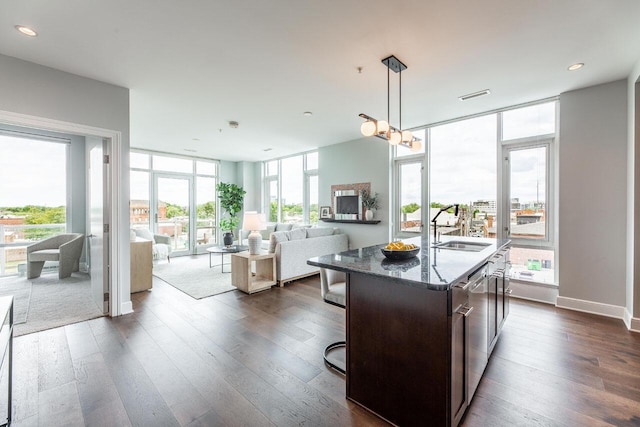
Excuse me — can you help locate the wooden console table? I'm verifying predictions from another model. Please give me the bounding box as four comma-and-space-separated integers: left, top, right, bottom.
130, 238, 152, 293
231, 252, 276, 294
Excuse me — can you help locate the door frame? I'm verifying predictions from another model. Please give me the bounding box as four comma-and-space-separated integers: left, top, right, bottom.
0, 109, 128, 317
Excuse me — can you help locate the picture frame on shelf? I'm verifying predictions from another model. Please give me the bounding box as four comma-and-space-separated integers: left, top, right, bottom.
320, 206, 332, 219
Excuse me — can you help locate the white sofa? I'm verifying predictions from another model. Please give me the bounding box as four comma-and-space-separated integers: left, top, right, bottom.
267, 227, 348, 286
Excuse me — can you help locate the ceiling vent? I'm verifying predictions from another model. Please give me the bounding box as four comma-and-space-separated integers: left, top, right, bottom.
458, 89, 491, 101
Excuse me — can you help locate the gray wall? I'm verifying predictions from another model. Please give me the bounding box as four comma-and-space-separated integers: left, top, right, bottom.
559, 80, 628, 306
318, 137, 390, 249
0, 55, 129, 140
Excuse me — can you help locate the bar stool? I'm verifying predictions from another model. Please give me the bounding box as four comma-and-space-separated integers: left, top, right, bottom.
320, 268, 346, 374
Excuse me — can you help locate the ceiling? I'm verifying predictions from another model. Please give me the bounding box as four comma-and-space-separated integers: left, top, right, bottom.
2, 1, 640, 162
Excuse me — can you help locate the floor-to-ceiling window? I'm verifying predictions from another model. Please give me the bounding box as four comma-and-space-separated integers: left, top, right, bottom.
0, 132, 68, 276
392, 99, 557, 286
130, 151, 218, 256
263, 151, 318, 225
500, 102, 556, 284
430, 115, 497, 239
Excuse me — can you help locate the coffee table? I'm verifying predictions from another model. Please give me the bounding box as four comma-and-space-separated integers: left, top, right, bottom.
207, 245, 249, 272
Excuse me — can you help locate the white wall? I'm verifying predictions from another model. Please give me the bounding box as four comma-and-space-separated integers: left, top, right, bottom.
318, 137, 390, 249
0, 54, 130, 313
558, 80, 628, 308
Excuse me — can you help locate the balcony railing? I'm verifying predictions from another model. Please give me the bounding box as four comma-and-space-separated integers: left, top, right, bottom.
0, 223, 66, 276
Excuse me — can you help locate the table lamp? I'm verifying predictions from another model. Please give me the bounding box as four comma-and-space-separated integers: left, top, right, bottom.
243, 211, 266, 255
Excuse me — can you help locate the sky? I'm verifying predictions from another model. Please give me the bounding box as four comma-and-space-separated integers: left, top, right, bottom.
401, 101, 554, 206
0, 134, 67, 207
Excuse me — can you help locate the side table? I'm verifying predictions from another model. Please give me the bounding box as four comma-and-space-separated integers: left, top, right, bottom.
130, 238, 152, 293
231, 252, 276, 294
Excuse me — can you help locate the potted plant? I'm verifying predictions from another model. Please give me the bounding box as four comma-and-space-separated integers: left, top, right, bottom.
217, 182, 246, 246
361, 189, 380, 220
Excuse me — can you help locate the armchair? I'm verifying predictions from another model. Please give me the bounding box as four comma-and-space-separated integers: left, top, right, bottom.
132, 228, 171, 262
27, 233, 85, 279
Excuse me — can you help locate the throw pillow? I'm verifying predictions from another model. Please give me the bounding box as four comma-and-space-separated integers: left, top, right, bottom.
288, 228, 306, 241
274, 223, 293, 232
306, 227, 334, 238
134, 228, 154, 242
269, 231, 289, 253
260, 224, 276, 240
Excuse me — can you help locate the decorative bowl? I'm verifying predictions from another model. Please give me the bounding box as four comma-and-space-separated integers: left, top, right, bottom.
381, 246, 420, 260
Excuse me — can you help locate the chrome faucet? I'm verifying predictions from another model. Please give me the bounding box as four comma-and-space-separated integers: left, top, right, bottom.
431, 204, 459, 243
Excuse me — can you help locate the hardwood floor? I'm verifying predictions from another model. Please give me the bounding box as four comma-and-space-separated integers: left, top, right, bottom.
10, 275, 640, 426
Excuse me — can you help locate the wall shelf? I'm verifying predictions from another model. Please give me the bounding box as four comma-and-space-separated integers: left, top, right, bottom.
321, 218, 381, 224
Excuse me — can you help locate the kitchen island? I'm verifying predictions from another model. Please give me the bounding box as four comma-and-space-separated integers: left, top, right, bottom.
308, 236, 511, 427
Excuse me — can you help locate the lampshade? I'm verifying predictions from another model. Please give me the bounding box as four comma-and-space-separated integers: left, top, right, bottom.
361, 120, 376, 136
411, 140, 422, 152
389, 131, 402, 145
402, 130, 413, 142
243, 211, 266, 231
376, 120, 389, 134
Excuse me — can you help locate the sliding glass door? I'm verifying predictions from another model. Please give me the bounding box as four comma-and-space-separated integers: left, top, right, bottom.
154, 174, 193, 256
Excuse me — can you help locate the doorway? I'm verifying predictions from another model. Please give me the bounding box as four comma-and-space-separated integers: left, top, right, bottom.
0, 110, 125, 318
0, 126, 108, 334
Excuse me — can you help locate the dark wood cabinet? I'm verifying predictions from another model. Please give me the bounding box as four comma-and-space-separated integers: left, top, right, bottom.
488, 248, 510, 355
451, 285, 469, 426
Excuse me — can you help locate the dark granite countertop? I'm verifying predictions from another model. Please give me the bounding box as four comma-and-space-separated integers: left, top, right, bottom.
307, 235, 511, 291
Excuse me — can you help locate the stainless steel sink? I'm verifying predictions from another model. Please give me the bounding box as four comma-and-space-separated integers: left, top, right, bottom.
433, 241, 491, 252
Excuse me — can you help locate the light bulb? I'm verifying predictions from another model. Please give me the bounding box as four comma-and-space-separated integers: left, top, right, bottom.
361, 120, 376, 136
402, 130, 413, 142
389, 131, 402, 145
411, 140, 422, 152
377, 120, 389, 134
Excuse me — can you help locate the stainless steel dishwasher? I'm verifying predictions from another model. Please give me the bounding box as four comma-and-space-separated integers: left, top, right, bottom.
465, 264, 488, 401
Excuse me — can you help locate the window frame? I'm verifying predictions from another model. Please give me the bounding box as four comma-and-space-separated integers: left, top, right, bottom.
262, 151, 318, 224
499, 136, 555, 249
129, 149, 219, 254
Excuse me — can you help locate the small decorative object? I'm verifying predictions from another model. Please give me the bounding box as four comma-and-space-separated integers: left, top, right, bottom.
320, 206, 332, 219
381, 246, 420, 260
381, 240, 420, 260
243, 211, 266, 255
217, 182, 246, 247
361, 190, 380, 220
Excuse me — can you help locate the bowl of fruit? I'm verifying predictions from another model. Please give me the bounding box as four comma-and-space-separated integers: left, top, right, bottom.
381, 241, 420, 260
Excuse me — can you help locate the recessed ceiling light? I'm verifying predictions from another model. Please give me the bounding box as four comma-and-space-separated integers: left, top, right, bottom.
192, 138, 200, 141
263, 148, 273, 152
15, 25, 37, 37
568, 63, 584, 71
458, 89, 491, 101
303, 111, 313, 116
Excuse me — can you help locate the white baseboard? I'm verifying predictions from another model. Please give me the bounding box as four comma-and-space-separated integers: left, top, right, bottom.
509, 280, 558, 305
631, 317, 640, 333
120, 301, 134, 315
556, 296, 627, 320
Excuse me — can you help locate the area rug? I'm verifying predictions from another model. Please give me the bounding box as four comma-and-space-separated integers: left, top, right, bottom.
152, 258, 236, 299
0, 276, 31, 324
0, 273, 104, 337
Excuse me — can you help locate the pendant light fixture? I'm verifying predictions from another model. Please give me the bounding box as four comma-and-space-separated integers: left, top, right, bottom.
359, 55, 422, 152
